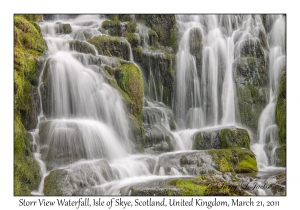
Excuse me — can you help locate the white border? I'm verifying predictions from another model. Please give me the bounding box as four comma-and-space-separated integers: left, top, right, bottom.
2, 0, 298, 208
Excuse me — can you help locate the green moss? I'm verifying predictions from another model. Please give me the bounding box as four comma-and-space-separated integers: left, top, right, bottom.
14, 15, 46, 53
14, 15, 46, 196
14, 115, 40, 195
126, 21, 137, 33
275, 144, 286, 167
44, 170, 67, 195
149, 30, 158, 46
124, 32, 140, 48
208, 148, 258, 173
87, 35, 130, 60
14, 154, 41, 195
135, 15, 178, 51
62, 24, 72, 34
115, 63, 144, 121
276, 71, 286, 146
168, 179, 207, 196
17, 14, 43, 22
168, 175, 248, 196
102, 20, 122, 36
220, 128, 250, 149
193, 133, 203, 150
235, 155, 258, 173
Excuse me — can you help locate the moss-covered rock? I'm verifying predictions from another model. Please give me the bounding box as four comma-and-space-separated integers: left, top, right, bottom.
14, 116, 40, 195
126, 21, 137, 33
101, 20, 122, 36
128, 115, 145, 152
220, 128, 250, 149
14, 15, 46, 195
135, 15, 178, 52
168, 174, 248, 196
149, 29, 158, 46
88, 35, 130, 60
276, 71, 286, 146
234, 36, 269, 131
69, 40, 96, 55
124, 32, 140, 48
62, 23, 72, 34
208, 148, 258, 173
234, 56, 268, 130
275, 71, 286, 167
189, 27, 202, 77
193, 127, 250, 150
115, 63, 144, 121
44, 170, 67, 195
133, 47, 175, 107
14, 15, 46, 53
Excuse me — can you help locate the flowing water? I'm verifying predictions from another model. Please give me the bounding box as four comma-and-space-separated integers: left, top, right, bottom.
29, 14, 285, 196
251, 15, 286, 170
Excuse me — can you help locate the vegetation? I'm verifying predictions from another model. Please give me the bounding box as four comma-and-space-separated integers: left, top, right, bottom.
208, 148, 258, 173
275, 71, 286, 166
14, 15, 46, 195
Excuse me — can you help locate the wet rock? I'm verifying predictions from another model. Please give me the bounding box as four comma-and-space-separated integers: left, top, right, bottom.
88, 35, 130, 60
69, 40, 97, 55
193, 126, 250, 150
101, 20, 122, 37
275, 71, 286, 166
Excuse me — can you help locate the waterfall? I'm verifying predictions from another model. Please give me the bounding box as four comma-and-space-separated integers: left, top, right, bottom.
174, 15, 286, 168
175, 15, 237, 129
252, 15, 286, 170
25, 14, 285, 196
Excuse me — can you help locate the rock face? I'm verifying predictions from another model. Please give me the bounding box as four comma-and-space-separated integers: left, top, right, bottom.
88, 35, 131, 61
275, 71, 286, 166
69, 40, 97, 55
133, 48, 175, 108
234, 37, 269, 131
135, 15, 178, 51
193, 127, 250, 150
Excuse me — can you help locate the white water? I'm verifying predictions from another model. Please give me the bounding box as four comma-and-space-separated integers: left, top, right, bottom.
175, 15, 286, 171
175, 15, 238, 128
28, 14, 285, 196
31, 15, 199, 196
252, 15, 286, 170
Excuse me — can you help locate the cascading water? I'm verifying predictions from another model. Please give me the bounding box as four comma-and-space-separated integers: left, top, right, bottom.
27, 14, 285, 196
251, 15, 286, 170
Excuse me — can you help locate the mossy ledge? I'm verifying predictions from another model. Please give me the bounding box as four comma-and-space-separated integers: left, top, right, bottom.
14, 14, 46, 195
208, 148, 258, 173
168, 175, 248, 196
87, 35, 130, 60
193, 127, 251, 150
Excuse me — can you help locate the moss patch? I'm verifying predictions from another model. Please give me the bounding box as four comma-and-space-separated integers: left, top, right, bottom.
115, 63, 144, 121
168, 179, 207, 196
102, 20, 122, 36
135, 15, 178, 52
14, 116, 40, 195
168, 175, 248, 196
275, 144, 286, 167
124, 32, 140, 48
208, 148, 258, 173
126, 21, 137, 33
44, 170, 67, 195
276, 71, 286, 146
220, 128, 250, 149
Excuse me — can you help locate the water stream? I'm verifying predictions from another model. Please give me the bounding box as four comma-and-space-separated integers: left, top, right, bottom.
29, 14, 285, 196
